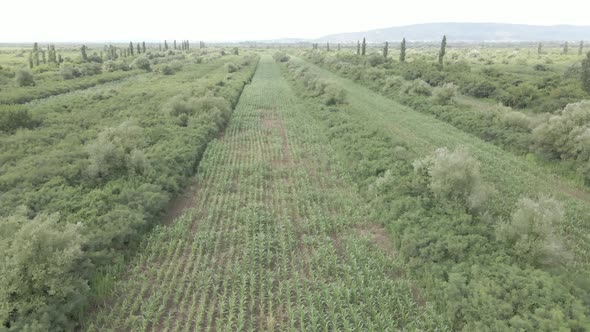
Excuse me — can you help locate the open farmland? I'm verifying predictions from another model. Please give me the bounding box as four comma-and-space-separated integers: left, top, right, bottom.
1, 28, 590, 332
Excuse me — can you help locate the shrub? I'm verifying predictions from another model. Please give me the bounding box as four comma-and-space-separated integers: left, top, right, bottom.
59, 64, 80, 80
273, 52, 290, 62
495, 196, 569, 266
0, 212, 87, 331
163, 95, 231, 119
0, 105, 37, 133
14, 68, 34, 87
131, 55, 151, 71
367, 54, 385, 67
414, 147, 488, 209
79, 62, 102, 76
432, 83, 457, 105
382, 76, 405, 93
86, 121, 147, 178
532, 100, 590, 161
160, 64, 175, 75
324, 84, 346, 105
226, 62, 239, 73
402, 79, 432, 96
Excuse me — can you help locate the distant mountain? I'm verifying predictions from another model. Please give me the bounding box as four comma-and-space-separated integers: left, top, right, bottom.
317, 23, 590, 43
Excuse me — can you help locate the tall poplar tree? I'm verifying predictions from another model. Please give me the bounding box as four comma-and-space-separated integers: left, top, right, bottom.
81, 45, 88, 62
361, 37, 366, 56
129, 41, 134, 55
438, 35, 447, 67
582, 52, 590, 94
400, 38, 407, 63
383, 41, 388, 58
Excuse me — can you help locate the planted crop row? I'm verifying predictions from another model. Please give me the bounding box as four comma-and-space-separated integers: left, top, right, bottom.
83, 54, 447, 331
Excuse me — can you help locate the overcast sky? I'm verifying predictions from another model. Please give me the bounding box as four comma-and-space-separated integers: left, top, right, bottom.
2, 0, 589, 42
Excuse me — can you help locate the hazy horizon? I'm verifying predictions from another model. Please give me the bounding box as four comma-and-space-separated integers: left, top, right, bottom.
3, 0, 590, 42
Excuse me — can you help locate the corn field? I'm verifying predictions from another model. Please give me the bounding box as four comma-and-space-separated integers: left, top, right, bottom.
83, 55, 447, 331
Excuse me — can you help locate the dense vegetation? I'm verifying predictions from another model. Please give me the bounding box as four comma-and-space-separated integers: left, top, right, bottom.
280, 56, 590, 330
1, 40, 589, 331
303, 45, 590, 185
0, 46, 257, 330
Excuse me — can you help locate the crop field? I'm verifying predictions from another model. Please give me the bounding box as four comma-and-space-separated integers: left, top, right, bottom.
82, 55, 446, 331
1, 38, 590, 331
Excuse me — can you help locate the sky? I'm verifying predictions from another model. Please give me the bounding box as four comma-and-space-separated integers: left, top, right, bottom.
2, 0, 590, 42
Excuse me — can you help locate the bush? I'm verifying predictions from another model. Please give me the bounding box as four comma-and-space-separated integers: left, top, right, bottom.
432, 83, 457, 105
324, 84, 346, 105
382, 76, 405, 94
102, 60, 132, 73
14, 68, 34, 87
273, 52, 290, 62
463, 79, 496, 98
160, 64, 175, 75
79, 62, 102, 76
86, 121, 147, 178
59, 64, 80, 80
414, 147, 488, 209
499, 83, 539, 108
402, 79, 432, 96
367, 54, 385, 67
163, 95, 231, 119
496, 196, 569, 266
532, 100, 590, 160
226, 62, 239, 73
0, 105, 38, 133
131, 55, 151, 71
0, 212, 87, 331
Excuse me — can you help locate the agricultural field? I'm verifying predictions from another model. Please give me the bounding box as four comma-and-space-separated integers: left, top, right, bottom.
1, 38, 590, 331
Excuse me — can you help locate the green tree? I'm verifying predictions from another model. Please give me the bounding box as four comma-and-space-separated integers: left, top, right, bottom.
583, 52, 590, 94
496, 197, 569, 266
579, 41, 584, 56
28, 52, 33, 68
438, 35, 447, 67
33, 51, 40, 66
164, 40, 168, 50
400, 38, 406, 63
136, 42, 140, 54
81, 45, 88, 62
15, 68, 35, 87
142, 41, 146, 53
48, 45, 56, 63
0, 212, 88, 331
383, 41, 388, 58
33, 42, 39, 52
356, 40, 360, 55
174, 40, 177, 50
129, 41, 134, 55
361, 37, 366, 56
563, 41, 569, 55
414, 147, 487, 210
537, 42, 542, 57
327, 42, 330, 51
57, 54, 63, 64
41, 50, 46, 64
